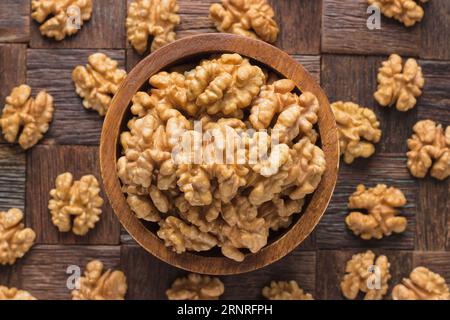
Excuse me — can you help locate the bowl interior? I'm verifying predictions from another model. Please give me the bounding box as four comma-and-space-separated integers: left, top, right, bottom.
101, 34, 339, 274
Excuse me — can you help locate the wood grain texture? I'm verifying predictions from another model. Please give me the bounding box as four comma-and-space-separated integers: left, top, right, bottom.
321, 54, 419, 153
0, 245, 121, 300
26, 145, 121, 245
316, 250, 413, 300
419, 0, 450, 60
0, 145, 26, 212
316, 153, 417, 250
27, 49, 125, 145
102, 34, 338, 275
322, 0, 421, 56
121, 245, 316, 300
0, 0, 29, 43
30, 0, 126, 49
0, 44, 27, 109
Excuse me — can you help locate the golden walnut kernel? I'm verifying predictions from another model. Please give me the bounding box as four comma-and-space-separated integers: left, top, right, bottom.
262, 281, 313, 300
331, 101, 382, 164
166, 273, 224, 300
0, 208, 36, 266
209, 0, 279, 43
346, 184, 407, 240
341, 250, 391, 300
0, 286, 36, 300
118, 53, 326, 262
368, 0, 428, 27
48, 172, 103, 236
392, 267, 450, 300
374, 54, 424, 112
407, 120, 450, 180
31, 0, 93, 41
72, 53, 127, 116
71, 260, 127, 300
126, 0, 181, 54
0, 85, 54, 150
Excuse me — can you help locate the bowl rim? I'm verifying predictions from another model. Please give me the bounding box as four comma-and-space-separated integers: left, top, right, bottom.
100, 33, 339, 275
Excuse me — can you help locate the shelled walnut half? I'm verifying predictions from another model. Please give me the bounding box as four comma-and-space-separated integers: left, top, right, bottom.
209, 0, 279, 43
72, 260, 127, 300
48, 172, 103, 236
0, 208, 36, 266
341, 250, 391, 300
407, 119, 450, 180
166, 273, 225, 300
346, 184, 407, 240
0, 286, 36, 300
331, 101, 382, 164
374, 54, 424, 112
72, 53, 127, 116
392, 267, 450, 300
126, 0, 181, 54
0, 85, 54, 150
367, 0, 429, 27
31, 0, 93, 40
262, 281, 313, 300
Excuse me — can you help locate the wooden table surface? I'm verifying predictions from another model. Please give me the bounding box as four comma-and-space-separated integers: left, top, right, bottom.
0, 0, 449, 300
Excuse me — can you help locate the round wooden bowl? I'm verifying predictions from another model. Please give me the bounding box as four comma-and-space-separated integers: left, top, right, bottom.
100, 33, 339, 275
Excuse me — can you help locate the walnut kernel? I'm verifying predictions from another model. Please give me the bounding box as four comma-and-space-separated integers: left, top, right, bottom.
0, 286, 36, 300
367, 0, 428, 27
0, 85, 54, 150
166, 273, 224, 300
0, 208, 36, 265
262, 281, 313, 300
71, 260, 127, 300
48, 172, 103, 236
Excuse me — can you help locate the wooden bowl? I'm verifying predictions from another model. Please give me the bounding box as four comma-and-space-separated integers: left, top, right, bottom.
100, 34, 339, 275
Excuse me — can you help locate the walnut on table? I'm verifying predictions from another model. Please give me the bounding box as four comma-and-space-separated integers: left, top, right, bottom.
0, 286, 36, 300
0, 208, 36, 266
48, 172, 103, 236
340, 250, 391, 300
374, 54, 424, 112
72, 53, 127, 116
126, 0, 181, 54
262, 281, 313, 300
0, 85, 54, 150
209, 0, 279, 43
118, 53, 326, 261
392, 267, 450, 300
31, 0, 93, 40
166, 273, 224, 300
331, 101, 382, 164
346, 184, 407, 240
407, 119, 450, 180
367, 0, 429, 27
71, 260, 127, 300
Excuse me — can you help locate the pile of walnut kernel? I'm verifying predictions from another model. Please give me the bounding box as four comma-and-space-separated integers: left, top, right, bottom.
117, 53, 326, 262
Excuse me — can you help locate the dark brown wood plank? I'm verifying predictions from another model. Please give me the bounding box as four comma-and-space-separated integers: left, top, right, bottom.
416, 178, 448, 251
316, 153, 417, 250
322, 0, 420, 56
30, 0, 126, 49
0, 245, 121, 300
0, 44, 27, 108
316, 250, 413, 300
26, 145, 121, 245
0, 0, 30, 43
27, 49, 125, 145
321, 54, 418, 153
419, 0, 450, 60
0, 145, 26, 212
121, 245, 315, 300
417, 60, 450, 126
293, 55, 321, 83
413, 252, 450, 283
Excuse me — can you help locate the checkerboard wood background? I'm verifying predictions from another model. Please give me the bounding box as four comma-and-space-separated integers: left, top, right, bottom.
0, 0, 449, 300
